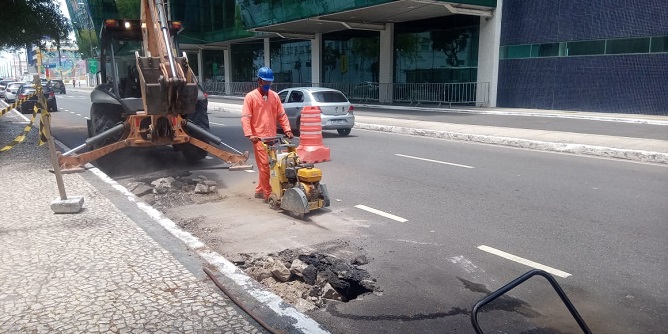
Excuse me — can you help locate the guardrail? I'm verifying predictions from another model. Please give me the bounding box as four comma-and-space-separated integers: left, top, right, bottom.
202, 81, 490, 107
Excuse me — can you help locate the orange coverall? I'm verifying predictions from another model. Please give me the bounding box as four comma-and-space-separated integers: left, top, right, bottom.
241, 88, 292, 199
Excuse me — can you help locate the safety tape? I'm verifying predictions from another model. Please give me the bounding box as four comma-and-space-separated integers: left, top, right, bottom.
0, 93, 37, 117
0, 92, 49, 152
0, 105, 40, 152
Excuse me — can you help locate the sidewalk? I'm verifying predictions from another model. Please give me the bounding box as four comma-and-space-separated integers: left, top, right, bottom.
0, 114, 328, 333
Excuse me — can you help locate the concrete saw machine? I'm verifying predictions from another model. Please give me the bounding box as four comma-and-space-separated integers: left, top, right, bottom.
261, 136, 330, 219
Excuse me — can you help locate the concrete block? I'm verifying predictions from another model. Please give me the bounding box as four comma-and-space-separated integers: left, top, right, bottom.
50, 195, 85, 214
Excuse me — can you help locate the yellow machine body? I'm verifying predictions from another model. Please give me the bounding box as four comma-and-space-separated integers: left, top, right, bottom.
296, 168, 322, 183
263, 137, 330, 219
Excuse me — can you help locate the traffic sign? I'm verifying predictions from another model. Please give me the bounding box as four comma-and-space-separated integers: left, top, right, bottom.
88, 59, 99, 74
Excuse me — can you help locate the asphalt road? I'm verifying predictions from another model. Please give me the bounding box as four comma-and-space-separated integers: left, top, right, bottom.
46, 90, 668, 333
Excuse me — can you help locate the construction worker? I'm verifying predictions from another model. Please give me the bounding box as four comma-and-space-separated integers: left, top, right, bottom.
241, 67, 293, 201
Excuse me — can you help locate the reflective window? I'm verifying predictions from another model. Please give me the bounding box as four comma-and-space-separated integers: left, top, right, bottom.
567, 40, 605, 56
534, 43, 560, 57
230, 43, 263, 82
606, 38, 650, 54
270, 40, 311, 84
650, 36, 668, 53
203, 50, 224, 83
504, 45, 531, 59
395, 15, 479, 84
278, 90, 288, 102
312, 91, 348, 103
323, 31, 379, 84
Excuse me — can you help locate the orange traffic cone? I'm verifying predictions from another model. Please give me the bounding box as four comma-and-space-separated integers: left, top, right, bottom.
297, 106, 330, 163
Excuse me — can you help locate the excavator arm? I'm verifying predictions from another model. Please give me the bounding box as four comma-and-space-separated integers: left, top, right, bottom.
137, 0, 198, 115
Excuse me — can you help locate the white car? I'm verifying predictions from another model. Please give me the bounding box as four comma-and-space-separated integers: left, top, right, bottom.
0, 80, 15, 99
4, 82, 23, 103
277, 87, 355, 136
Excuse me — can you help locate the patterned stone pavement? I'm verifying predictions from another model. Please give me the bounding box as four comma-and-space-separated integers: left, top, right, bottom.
0, 119, 265, 333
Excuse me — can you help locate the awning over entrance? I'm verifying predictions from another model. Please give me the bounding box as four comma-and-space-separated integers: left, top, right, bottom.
249, 1, 495, 38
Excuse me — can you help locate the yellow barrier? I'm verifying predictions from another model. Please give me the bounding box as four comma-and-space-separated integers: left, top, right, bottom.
0, 90, 45, 152
0, 93, 36, 117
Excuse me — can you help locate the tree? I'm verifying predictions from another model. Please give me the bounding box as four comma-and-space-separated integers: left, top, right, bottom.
430, 30, 470, 67
0, 0, 71, 50
322, 43, 340, 83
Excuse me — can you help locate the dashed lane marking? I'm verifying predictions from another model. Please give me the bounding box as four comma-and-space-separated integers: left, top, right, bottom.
477, 245, 572, 278
355, 204, 408, 222
210, 121, 225, 126
395, 153, 474, 169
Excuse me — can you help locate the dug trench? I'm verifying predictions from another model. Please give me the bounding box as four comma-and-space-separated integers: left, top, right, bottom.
121, 170, 381, 313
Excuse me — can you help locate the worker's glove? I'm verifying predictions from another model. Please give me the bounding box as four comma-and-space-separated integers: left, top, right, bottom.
248, 135, 260, 144
285, 131, 294, 139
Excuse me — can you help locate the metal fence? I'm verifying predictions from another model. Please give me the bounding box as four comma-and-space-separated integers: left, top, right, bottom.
202, 81, 490, 107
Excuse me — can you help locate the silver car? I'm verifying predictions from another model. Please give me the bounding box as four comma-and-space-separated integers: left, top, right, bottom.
0, 80, 13, 99
4, 82, 23, 103
277, 87, 355, 137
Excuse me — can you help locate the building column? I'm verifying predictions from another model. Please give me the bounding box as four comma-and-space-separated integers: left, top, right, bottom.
379, 23, 394, 103
477, 0, 503, 107
264, 38, 270, 67
311, 33, 322, 85
224, 47, 231, 94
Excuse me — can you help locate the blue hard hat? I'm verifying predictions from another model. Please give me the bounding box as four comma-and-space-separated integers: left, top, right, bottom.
257, 67, 274, 82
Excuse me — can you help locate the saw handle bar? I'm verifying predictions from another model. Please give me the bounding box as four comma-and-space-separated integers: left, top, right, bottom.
261, 135, 293, 147
471, 269, 591, 334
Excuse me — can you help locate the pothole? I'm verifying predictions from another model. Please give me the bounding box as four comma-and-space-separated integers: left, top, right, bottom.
234, 249, 381, 312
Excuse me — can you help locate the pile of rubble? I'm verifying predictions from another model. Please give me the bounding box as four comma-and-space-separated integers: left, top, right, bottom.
236, 249, 380, 312
126, 172, 223, 211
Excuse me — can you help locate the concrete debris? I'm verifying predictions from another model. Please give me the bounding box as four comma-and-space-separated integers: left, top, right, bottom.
271, 261, 292, 282
352, 254, 369, 265
238, 249, 378, 310
124, 173, 222, 212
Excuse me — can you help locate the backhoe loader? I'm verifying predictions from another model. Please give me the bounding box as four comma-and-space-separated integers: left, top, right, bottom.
58, 0, 250, 171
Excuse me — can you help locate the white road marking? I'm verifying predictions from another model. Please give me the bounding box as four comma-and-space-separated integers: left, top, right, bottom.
355, 204, 408, 222
245, 169, 255, 173
395, 153, 474, 169
210, 121, 225, 126
389, 239, 440, 246
76, 113, 82, 117
477, 245, 572, 278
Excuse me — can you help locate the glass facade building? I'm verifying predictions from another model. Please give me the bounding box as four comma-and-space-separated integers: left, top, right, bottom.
65, 0, 667, 114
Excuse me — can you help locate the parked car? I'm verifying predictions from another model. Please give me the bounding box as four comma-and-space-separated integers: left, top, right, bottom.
4, 82, 24, 103
277, 87, 355, 137
0, 79, 14, 99
16, 84, 58, 114
49, 79, 66, 94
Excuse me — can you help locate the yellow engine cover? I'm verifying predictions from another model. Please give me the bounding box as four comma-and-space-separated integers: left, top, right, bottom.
297, 167, 322, 182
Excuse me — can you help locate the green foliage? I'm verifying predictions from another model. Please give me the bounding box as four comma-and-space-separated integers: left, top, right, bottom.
0, 0, 71, 50
396, 34, 423, 64
116, 0, 140, 19
430, 30, 470, 67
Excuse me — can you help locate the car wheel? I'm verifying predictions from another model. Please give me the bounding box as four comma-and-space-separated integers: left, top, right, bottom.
293, 117, 301, 137
337, 128, 351, 136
